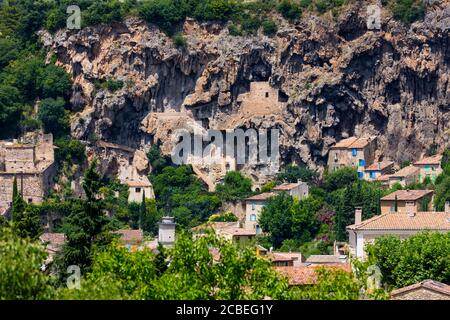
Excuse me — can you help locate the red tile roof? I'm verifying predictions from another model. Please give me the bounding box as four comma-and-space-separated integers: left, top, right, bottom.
274, 264, 352, 286
391, 280, 450, 298
414, 154, 443, 166
114, 229, 144, 243
376, 174, 391, 181
381, 189, 433, 201
246, 192, 276, 201
348, 138, 370, 149
333, 137, 358, 149
389, 165, 419, 178
365, 161, 394, 171
40, 233, 65, 246
347, 212, 450, 231
273, 182, 303, 191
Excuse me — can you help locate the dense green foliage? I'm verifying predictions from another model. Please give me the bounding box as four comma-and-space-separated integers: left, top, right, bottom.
365, 232, 450, 289
151, 164, 221, 228
215, 171, 254, 201
290, 267, 360, 300
382, 0, 425, 24
0, 226, 52, 299
277, 164, 318, 183
54, 160, 112, 280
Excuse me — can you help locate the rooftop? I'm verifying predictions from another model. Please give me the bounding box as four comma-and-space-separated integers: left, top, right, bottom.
381, 189, 433, 201
40, 233, 65, 246
347, 212, 450, 231
114, 229, 144, 243
389, 165, 419, 178
305, 255, 348, 264
414, 154, 443, 166
192, 222, 256, 237
273, 182, 305, 191
246, 192, 276, 201
126, 176, 152, 188
332, 136, 375, 149
332, 137, 358, 149
365, 161, 394, 171
274, 264, 352, 286
391, 280, 450, 298
376, 174, 391, 181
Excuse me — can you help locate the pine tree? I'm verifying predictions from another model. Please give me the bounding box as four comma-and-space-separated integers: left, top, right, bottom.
154, 243, 168, 276
56, 159, 110, 280
139, 190, 146, 229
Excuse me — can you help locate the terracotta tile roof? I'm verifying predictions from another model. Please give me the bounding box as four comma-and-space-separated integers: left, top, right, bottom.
333, 137, 358, 149
246, 192, 276, 201
365, 161, 394, 171
376, 174, 391, 181
347, 212, 450, 231
192, 222, 256, 237
114, 229, 144, 243
126, 177, 152, 187
273, 182, 303, 191
268, 252, 296, 262
274, 264, 352, 286
305, 255, 348, 264
348, 138, 370, 149
389, 165, 419, 178
414, 154, 443, 166
332, 137, 358, 149
40, 233, 65, 246
381, 189, 433, 201
391, 280, 450, 298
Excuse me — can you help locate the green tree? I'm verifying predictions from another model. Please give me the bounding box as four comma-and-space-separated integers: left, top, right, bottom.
291, 196, 322, 243
0, 226, 52, 299
290, 267, 360, 300
324, 167, 358, 192
56, 159, 110, 278
150, 232, 289, 299
366, 232, 450, 288
13, 204, 43, 240
259, 192, 294, 248
215, 171, 253, 201
38, 97, 69, 136
277, 164, 318, 183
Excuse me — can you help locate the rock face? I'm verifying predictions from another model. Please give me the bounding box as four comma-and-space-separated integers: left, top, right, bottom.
40, 2, 450, 185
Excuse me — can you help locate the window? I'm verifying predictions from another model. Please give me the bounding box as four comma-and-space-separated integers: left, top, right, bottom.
424, 165, 430, 171
135, 187, 141, 193
358, 171, 364, 179
334, 153, 338, 162
250, 214, 256, 221
390, 206, 395, 213
359, 159, 365, 167
252, 203, 255, 210
265, 92, 269, 98
28, 198, 32, 203
370, 171, 376, 179
352, 148, 357, 157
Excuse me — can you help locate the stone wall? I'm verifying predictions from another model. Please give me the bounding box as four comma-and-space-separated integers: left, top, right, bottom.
391, 288, 450, 300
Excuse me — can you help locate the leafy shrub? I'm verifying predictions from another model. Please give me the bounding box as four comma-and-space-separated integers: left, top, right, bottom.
228, 24, 242, 36
172, 33, 187, 48
384, 0, 425, 24
262, 20, 278, 36
278, 0, 302, 21
106, 78, 124, 92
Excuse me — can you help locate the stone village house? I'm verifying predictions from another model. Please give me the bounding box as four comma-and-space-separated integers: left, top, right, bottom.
347, 201, 450, 260
0, 132, 55, 214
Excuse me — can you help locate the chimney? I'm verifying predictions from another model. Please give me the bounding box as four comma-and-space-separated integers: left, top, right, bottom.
445, 201, 450, 214
355, 207, 362, 225
406, 201, 416, 214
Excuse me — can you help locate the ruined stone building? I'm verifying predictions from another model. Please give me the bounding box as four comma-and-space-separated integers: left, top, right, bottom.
0, 132, 55, 210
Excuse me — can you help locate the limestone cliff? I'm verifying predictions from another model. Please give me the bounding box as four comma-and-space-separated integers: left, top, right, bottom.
39, 1, 450, 185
